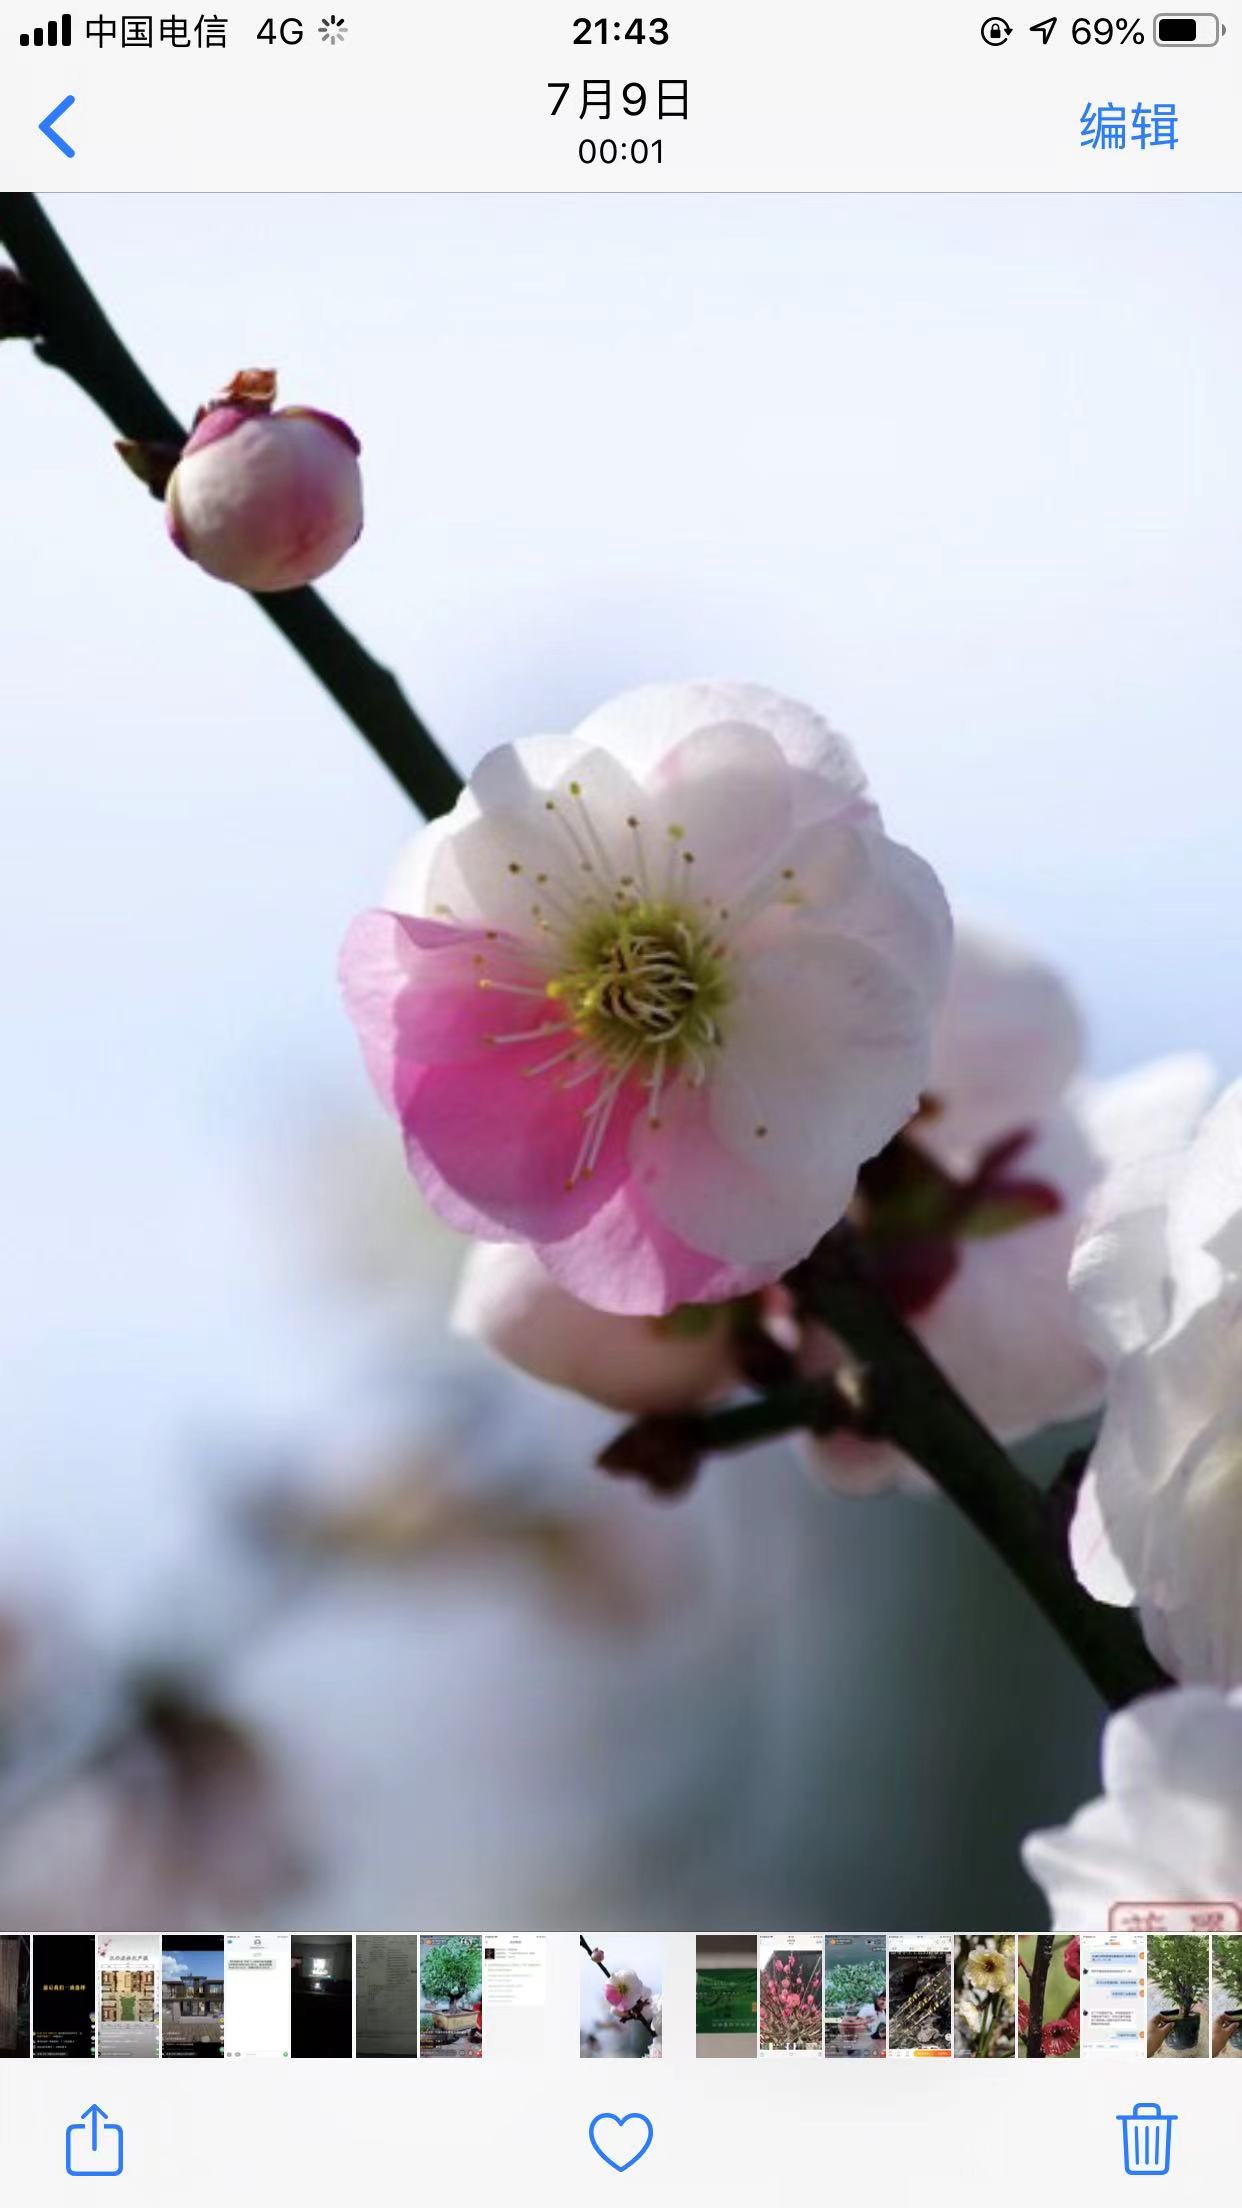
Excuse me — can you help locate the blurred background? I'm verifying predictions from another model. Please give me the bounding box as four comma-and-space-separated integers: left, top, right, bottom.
0, 193, 1238, 1930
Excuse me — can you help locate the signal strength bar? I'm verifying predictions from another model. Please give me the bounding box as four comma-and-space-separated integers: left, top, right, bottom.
19, 12, 72, 42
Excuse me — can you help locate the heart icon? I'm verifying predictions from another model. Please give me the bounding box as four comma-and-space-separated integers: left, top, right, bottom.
589, 2113, 654, 2172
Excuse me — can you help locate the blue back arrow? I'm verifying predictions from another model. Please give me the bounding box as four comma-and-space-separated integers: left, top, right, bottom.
39, 94, 75, 157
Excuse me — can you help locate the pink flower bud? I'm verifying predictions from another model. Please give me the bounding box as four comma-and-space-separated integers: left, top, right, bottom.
166, 368, 362, 592
452, 1242, 737, 1416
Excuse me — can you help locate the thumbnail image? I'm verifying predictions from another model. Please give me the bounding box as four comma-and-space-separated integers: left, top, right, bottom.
823, 1935, 886, 2059
98, 1936, 159, 2058
758, 1936, 823, 2055
161, 1937, 224, 2056
1017, 1935, 1080, 2058
1210, 1935, 1242, 2059
1147, 1934, 1209, 2060
357, 1934, 421, 2058
0, 1936, 30, 2058
481, 1933, 550, 2061
33, 1935, 94, 2058
954, 1935, 1015, 2059
1080, 1932, 1145, 2058
420, 1934, 483, 2058
888, 1939, 952, 2057
291, 1937, 353, 2058
223, 1933, 291, 2058
696, 1934, 757, 2059
580, 1934, 663, 2059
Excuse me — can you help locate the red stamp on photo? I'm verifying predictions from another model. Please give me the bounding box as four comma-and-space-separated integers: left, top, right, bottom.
1109, 1902, 1242, 1931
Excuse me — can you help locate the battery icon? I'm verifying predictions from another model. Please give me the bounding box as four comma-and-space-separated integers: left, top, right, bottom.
1154, 12, 1222, 38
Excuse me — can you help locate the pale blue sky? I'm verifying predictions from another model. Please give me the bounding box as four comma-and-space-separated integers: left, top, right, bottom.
1, 192, 1238, 1701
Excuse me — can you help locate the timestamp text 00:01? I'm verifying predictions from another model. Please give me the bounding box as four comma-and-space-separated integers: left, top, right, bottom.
579, 137, 663, 161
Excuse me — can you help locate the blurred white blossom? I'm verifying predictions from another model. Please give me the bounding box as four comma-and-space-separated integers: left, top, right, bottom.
1070, 1079, 1241, 1684
806, 929, 1214, 1492
1023, 1686, 1242, 1920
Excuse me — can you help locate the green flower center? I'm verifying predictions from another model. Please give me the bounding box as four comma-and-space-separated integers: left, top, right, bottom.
550, 899, 730, 1072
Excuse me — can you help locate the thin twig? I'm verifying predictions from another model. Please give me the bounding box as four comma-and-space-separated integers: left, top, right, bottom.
0, 192, 463, 821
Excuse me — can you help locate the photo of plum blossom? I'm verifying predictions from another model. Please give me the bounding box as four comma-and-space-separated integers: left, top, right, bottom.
579, 1934, 663, 2058
0, 186, 1240, 1935
954, 1934, 1015, 2059
758, 1938, 823, 2055
1017, 1935, 1080, 2058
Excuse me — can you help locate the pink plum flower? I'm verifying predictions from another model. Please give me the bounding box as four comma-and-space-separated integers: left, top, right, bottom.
605, 1969, 648, 2010
341, 682, 952, 1317
801, 927, 1214, 1492
166, 368, 362, 592
451, 1240, 738, 1412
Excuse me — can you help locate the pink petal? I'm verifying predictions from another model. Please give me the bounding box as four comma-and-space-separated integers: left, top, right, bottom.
631, 1077, 838, 1270
340, 910, 548, 1111
397, 1053, 637, 1244
451, 1242, 736, 1411
535, 1174, 779, 1317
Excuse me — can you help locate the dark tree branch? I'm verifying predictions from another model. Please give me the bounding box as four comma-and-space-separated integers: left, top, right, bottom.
0, 192, 463, 821
1025, 1934, 1053, 2057
785, 1227, 1169, 1708
603, 1227, 1169, 1713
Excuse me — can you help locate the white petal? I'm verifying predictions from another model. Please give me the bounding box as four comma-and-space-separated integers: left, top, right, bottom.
709, 927, 932, 1188
1023, 1686, 1242, 1920
916, 1211, 1103, 1443
1167, 1079, 1242, 1314
419, 804, 572, 942
760, 819, 953, 1010
643, 722, 795, 897
1102, 1684, 1242, 1806
470, 732, 596, 809
571, 680, 874, 818
384, 810, 461, 917
1070, 1151, 1180, 1365
1076, 1052, 1217, 1173
918, 926, 1083, 1176
1078, 1308, 1242, 1687
1069, 1467, 1137, 1607
1136, 1320, 1242, 1686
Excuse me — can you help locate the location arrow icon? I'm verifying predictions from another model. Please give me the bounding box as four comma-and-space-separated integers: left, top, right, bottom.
39, 93, 75, 157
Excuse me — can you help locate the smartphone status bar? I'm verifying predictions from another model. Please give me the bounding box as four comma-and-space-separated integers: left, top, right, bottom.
1, 0, 1240, 190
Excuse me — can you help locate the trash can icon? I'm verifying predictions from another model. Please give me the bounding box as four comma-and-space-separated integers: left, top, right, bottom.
1118, 2102, 1177, 2176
